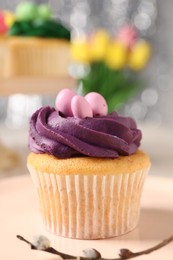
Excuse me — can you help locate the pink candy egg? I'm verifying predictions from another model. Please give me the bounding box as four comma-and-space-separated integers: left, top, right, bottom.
71, 95, 93, 118
85, 92, 108, 116
55, 88, 76, 117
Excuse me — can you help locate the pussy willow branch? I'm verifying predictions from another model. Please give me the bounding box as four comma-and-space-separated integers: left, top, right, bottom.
17, 234, 173, 260
16, 235, 76, 259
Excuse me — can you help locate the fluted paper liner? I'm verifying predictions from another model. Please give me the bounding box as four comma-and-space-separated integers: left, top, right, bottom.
0, 38, 10, 77
28, 164, 149, 239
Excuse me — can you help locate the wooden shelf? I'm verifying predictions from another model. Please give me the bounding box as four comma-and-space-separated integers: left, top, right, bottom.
0, 76, 76, 96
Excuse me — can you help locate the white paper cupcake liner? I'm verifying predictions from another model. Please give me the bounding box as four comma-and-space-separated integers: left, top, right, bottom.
28, 164, 149, 239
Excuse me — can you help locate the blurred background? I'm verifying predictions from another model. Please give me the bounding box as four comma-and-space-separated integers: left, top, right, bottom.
0, 0, 172, 178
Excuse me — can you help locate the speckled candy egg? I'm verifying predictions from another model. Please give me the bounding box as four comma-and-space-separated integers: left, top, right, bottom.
16, 2, 38, 21
55, 89, 76, 117
71, 95, 93, 118
85, 92, 108, 116
37, 4, 52, 20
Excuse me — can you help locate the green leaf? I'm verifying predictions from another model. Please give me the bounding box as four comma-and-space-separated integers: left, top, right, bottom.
78, 63, 142, 112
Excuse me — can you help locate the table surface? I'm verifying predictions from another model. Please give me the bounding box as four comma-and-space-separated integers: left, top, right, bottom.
0, 77, 75, 96
0, 174, 173, 260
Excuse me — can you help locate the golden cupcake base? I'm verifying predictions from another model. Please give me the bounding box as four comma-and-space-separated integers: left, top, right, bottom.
0, 37, 71, 78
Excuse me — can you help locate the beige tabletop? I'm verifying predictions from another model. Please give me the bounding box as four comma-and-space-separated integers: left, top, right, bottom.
0, 174, 173, 260
0, 77, 75, 96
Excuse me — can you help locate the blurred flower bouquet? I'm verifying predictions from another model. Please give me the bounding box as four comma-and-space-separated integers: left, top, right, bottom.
71, 26, 151, 112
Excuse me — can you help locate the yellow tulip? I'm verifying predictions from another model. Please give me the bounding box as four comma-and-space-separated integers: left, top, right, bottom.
4, 11, 16, 28
128, 40, 151, 70
71, 40, 90, 63
89, 29, 110, 62
105, 40, 128, 70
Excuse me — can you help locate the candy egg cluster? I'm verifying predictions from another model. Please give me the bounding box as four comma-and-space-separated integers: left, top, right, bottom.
16, 2, 52, 21
55, 89, 108, 118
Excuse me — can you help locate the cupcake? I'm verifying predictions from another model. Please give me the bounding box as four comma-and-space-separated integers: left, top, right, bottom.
27, 89, 150, 239
0, 2, 71, 78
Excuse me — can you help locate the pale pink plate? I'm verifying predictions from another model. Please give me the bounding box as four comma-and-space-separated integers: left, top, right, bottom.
0, 174, 173, 260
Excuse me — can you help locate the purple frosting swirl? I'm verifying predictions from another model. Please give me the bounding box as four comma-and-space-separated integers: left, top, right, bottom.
29, 106, 142, 158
